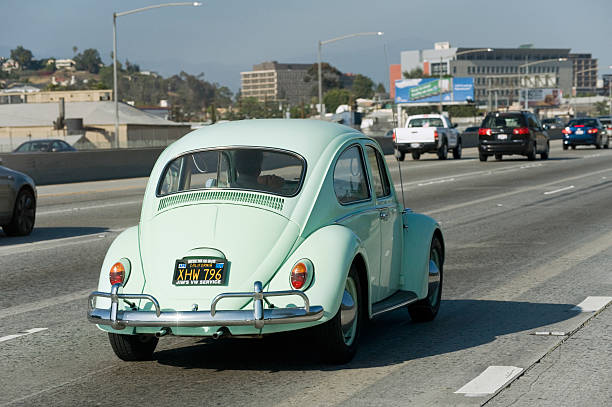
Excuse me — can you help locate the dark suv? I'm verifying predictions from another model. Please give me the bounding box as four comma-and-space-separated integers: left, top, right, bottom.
478, 111, 550, 162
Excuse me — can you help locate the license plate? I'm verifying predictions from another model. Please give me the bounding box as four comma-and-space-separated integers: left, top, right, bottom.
497, 134, 507, 140
576, 130, 583, 135
411, 143, 420, 148
173, 258, 227, 285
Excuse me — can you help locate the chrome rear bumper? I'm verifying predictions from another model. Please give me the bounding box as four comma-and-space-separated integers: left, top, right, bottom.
87, 281, 323, 330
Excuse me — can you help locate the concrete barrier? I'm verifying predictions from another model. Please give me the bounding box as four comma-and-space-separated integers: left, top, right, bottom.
0, 147, 165, 185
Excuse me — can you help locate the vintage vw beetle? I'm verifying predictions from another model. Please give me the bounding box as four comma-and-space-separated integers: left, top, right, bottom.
88, 119, 444, 363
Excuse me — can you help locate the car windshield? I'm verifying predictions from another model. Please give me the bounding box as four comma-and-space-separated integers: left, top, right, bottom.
158, 148, 305, 197
568, 119, 598, 127
408, 117, 443, 127
482, 114, 526, 128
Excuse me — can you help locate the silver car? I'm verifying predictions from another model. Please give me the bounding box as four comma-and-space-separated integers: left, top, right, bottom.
0, 160, 36, 236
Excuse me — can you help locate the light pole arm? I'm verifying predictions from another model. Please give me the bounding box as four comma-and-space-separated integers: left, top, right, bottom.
320, 31, 382, 46
115, 2, 201, 17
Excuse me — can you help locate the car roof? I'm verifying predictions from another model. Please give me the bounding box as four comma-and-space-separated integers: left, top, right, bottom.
20, 139, 67, 144
161, 119, 364, 162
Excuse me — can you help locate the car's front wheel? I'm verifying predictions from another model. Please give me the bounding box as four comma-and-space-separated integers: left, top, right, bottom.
3, 189, 36, 236
108, 333, 159, 361
408, 236, 443, 322
312, 265, 362, 364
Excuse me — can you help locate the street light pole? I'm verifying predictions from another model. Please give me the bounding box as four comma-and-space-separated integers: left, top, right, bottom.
518, 57, 568, 111
112, 2, 201, 148
317, 31, 383, 118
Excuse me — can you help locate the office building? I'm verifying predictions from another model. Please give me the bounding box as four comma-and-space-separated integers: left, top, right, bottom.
400, 43, 577, 107
240, 61, 313, 106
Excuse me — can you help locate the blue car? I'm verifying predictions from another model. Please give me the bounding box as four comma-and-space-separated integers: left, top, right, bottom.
562, 118, 609, 150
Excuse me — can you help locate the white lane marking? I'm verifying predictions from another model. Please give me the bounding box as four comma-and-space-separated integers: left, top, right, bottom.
533, 331, 566, 336
455, 366, 523, 397
0, 228, 127, 257
571, 296, 612, 312
0, 289, 93, 320
0, 328, 48, 343
424, 167, 612, 216
38, 200, 142, 216
418, 178, 455, 186
544, 185, 574, 195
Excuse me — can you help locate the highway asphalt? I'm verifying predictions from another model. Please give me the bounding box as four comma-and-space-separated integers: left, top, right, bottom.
1, 140, 611, 406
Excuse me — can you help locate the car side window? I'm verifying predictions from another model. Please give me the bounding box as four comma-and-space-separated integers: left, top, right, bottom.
16, 143, 30, 152
333, 145, 370, 205
365, 146, 391, 198
527, 114, 538, 129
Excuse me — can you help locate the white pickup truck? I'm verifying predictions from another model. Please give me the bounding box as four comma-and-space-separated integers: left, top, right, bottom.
393, 114, 462, 160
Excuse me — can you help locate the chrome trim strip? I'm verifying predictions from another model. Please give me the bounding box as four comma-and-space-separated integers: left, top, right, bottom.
88, 281, 322, 331
334, 204, 397, 224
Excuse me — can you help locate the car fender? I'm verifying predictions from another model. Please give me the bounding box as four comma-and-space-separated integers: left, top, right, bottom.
266, 224, 367, 324
401, 211, 443, 298
95, 226, 144, 309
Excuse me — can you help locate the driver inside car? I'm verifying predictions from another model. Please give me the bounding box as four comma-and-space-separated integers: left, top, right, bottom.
233, 149, 284, 192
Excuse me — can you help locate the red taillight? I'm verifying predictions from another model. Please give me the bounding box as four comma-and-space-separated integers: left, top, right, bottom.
575, 124, 585, 127
478, 128, 492, 136
513, 127, 530, 135
587, 128, 598, 134
290, 262, 307, 289
434, 130, 439, 141
109, 262, 125, 285
562, 128, 571, 134
392, 130, 396, 142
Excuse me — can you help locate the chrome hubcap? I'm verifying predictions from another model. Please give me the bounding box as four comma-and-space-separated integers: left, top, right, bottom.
340, 277, 358, 346
428, 250, 441, 307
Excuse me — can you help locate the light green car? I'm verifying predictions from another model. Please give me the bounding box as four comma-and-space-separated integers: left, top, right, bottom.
88, 119, 444, 364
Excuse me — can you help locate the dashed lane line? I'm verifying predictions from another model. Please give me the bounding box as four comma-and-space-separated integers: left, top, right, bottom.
544, 185, 574, 195
0, 290, 92, 320
455, 366, 524, 397
37, 199, 142, 216
423, 166, 612, 216
0, 328, 48, 343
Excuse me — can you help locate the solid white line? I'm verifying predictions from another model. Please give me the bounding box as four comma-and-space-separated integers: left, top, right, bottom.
455, 366, 523, 397
38, 200, 142, 216
544, 185, 574, 195
0, 328, 48, 343
571, 296, 612, 312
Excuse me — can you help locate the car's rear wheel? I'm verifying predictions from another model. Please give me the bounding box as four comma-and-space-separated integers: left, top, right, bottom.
3, 189, 36, 236
494, 153, 503, 161
452, 142, 462, 159
526, 142, 537, 161
312, 265, 362, 364
540, 142, 550, 160
108, 333, 158, 361
394, 149, 405, 161
408, 237, 443, 322
563, 143, 568, 150
437, 142, 448, 160
411, 151, 420, 160
479, 152, 488, 162
571, 145, 576, 150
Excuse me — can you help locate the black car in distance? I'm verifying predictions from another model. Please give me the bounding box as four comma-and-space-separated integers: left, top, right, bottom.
478, 111, 550, 162
14, 139, 76, 153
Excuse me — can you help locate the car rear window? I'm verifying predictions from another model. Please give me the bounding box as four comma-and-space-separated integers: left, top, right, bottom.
482, 113, 526, 129
408, 117, 444, 128
568, 119, 598, 127
158, 148, 305, 197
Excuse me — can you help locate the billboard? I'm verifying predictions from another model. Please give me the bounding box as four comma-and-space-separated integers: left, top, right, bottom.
395, 77, 474, 104
519, 88, 563, 107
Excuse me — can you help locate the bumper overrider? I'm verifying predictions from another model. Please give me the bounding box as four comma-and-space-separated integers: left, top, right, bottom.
87, 281, 324, 331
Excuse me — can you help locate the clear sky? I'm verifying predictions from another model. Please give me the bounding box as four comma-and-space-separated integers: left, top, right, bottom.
2, 0, 611, 93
